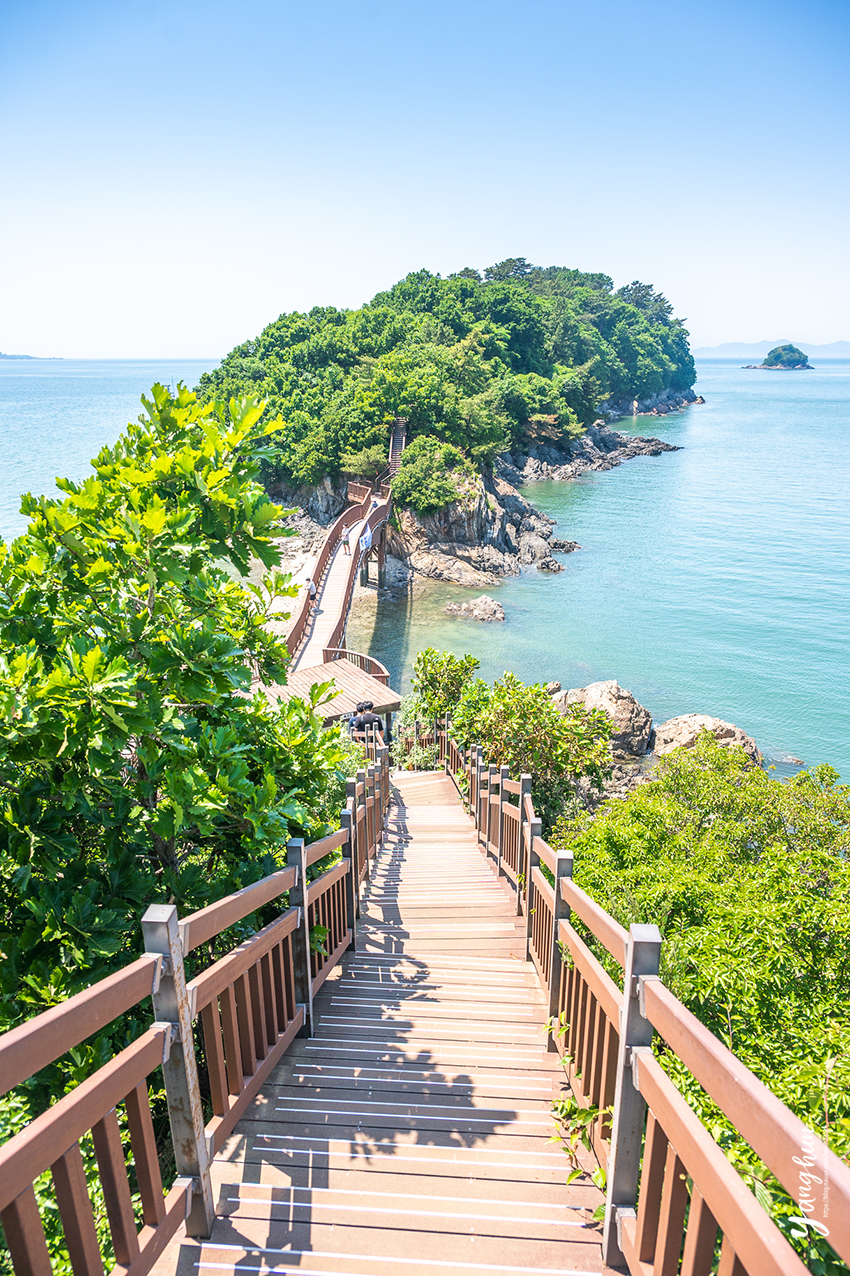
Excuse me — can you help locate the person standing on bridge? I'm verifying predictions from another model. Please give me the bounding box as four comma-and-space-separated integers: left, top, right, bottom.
341, 526, 351, 556
306, 578, 317, 612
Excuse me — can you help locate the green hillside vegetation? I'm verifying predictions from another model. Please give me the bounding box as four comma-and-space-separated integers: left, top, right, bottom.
197, 260, 695, 505
552, 738, 849, 1273
762, 343, 812, 368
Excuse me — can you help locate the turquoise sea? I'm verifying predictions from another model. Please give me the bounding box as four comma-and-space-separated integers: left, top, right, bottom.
348, 360, 850, 779
0, 359, 218, 541
1, 357, 848, 779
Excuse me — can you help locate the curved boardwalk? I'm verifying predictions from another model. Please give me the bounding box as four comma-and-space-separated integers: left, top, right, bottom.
291, 512, 372, 672
161, 772, 605, 1276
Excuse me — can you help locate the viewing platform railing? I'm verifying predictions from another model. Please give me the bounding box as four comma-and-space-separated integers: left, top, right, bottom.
0, 740, 391, 1276
417, 715, 850, 1276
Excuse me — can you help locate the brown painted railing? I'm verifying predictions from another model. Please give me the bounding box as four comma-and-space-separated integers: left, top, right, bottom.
0, 745, 392, 1276
286, 493, 377, 658
321, 496, 391, 658
322, 646, 391, 685
424, 716, 850, 1275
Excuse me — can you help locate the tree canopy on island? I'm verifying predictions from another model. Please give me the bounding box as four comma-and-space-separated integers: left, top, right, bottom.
197, 261, 696, 496
762, 343, 812, 368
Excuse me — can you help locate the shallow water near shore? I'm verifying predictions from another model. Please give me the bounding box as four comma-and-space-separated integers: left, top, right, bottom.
348, 359, 850, 779
1, 356, 848, 779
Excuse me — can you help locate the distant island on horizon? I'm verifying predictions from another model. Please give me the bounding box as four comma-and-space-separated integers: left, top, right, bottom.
694, 338, 850, 357
743, 344, 813, 371
0, 351, 63, 360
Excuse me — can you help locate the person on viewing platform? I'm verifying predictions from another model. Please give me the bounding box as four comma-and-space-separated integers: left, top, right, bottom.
349, 702, 366, 734
306, 578, 317, 612
342, 526, 351, 555
356, 701, 384, 741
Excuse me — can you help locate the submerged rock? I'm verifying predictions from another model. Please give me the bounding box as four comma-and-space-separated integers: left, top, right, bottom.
555, 680, 653, 758
653, 714, 763, 764
445, 594, 505, 623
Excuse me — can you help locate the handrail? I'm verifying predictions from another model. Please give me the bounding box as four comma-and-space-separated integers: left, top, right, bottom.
0, 743, 393, 1276
414, 714, 848, 1273
322, 495, 391, 656
286, 493, 374, 657
322, 646, 391, 684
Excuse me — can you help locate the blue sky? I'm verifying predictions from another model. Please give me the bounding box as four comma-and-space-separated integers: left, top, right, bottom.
1, 0, 848, 356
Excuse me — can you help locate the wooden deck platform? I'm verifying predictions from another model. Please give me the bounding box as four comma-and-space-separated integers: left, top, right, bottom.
157, 772, 605, 1276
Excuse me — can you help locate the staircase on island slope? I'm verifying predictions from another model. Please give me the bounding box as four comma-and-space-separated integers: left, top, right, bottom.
158, 770, 605, 1276
388, 417, 407, 477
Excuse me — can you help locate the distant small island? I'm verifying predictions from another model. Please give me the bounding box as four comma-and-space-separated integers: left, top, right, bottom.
0, 351, 62, 360
743, 343, 813, 370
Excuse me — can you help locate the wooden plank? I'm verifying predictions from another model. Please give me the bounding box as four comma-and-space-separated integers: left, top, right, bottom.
0, 1185, 53, 1276
51, 1142, 104, 1276
179, 867, 296, 954
91, 1107, 140, 1267
124, 1080, 166, 1226
0, 955, 160, 1097
643, 976, 849, 1258
632, 1050, 809, 1276
0, 1028, 167, 1214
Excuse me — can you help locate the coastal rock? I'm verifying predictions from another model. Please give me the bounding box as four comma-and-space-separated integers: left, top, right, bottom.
445, 594, 505, 623
545, 681, 561, 695
653, 714, 763, 764
496, 426, 680, 486
554, 680, 653, 758
388, 470, 568, 584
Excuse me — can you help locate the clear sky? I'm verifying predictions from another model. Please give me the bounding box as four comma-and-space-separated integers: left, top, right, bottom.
1, 0, 848, 357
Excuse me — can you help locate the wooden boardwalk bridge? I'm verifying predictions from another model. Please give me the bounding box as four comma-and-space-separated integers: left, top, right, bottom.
162, 770, 604, 1276
2, 712, 850, 1275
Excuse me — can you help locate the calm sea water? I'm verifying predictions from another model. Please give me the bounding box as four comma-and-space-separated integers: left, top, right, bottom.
0, 359, 218, 539
2, 357, 848, 777
348, 360, 850, 779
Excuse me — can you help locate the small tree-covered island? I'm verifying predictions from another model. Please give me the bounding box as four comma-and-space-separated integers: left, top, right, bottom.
1, 260, 848, 1276
197, 259, 700, 583
744, 343, 814, 369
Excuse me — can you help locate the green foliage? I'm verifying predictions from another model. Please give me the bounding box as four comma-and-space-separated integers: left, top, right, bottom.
390, 437, 475, 514
339, 442, 388, 478
411, 647, 481, 716
552, 735, 850, 1271
195, 261, 696, 499
762, 343, 811, 368
451, 672, 611, 833
0, 381, 361, 1061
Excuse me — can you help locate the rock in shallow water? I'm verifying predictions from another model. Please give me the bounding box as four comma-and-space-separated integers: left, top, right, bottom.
554, 680, 653, 758
444, 594, 506, 623
653, 714, 763, 764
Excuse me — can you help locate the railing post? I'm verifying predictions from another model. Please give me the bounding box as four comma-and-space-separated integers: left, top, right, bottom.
486, 764, 497, 855
602, 923, 663, 1268
496, 764, 509, 877
286, 837, 314, 1037
141, 904, 215, 1236
356, 768, 370, 882
524, 811, 542, 959
517, 774, 532, 916
346, 779, 361, 907
340, 808, 358, 946
548, 851, 573, 1050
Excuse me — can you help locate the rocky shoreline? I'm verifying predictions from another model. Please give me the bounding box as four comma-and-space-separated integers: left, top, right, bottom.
551, 679, 763, 811
267, 393, 701, 593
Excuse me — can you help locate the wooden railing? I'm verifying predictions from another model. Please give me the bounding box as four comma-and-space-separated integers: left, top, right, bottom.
286, 493, 378, 658
425, 716, 850, 1275
321, 646, 391, 685
0, 746, 392, 1276
321, 496, 391, 657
